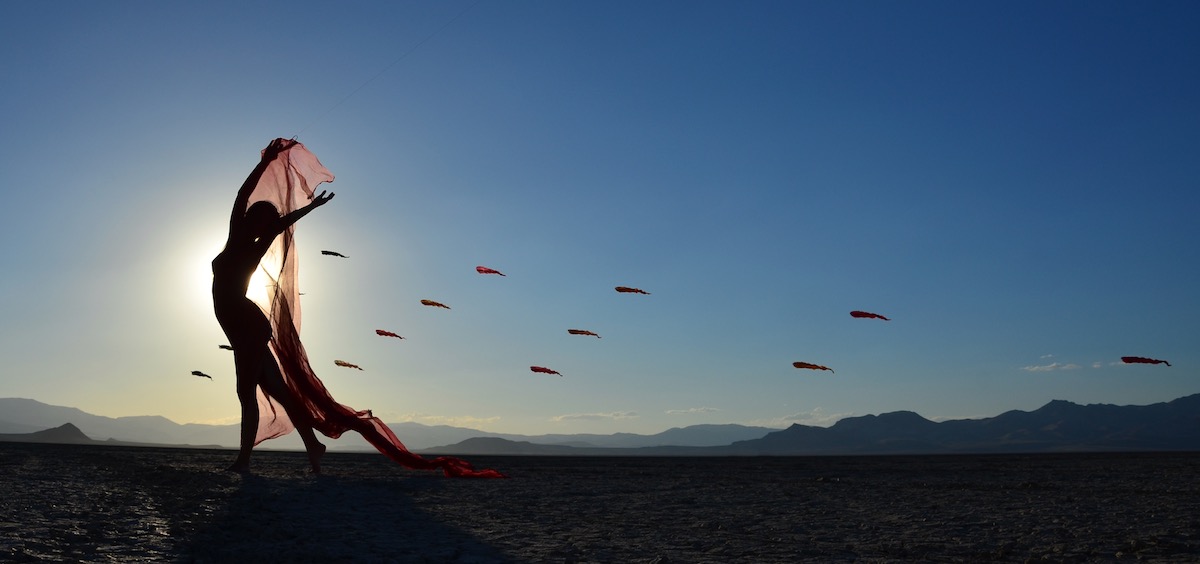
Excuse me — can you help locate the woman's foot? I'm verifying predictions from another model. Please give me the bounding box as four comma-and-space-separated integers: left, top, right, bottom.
307, 442, 327, 474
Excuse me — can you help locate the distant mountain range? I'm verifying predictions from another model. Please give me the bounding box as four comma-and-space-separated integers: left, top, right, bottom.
3, 395, 1198, 455
413, 394, 1200, 456
0, 398, 773, 451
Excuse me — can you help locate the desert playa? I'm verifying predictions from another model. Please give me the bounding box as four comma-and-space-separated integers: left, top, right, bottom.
2, 442, 1198, 562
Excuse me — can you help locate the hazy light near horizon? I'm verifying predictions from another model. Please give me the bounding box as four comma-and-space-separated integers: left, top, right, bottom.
665, 407, 721, 415
553, 412, 641, 423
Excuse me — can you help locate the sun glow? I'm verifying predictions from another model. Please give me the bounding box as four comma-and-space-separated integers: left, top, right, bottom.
247, 265, 272, 307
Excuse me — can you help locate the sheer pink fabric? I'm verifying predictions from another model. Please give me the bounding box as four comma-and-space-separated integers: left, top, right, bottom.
244, 139, 504, 478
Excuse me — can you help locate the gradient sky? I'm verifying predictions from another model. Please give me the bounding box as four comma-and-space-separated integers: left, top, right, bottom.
2, 2, 1197, 436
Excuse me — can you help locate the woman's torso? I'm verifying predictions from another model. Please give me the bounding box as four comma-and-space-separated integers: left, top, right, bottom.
211, 245, 273, 342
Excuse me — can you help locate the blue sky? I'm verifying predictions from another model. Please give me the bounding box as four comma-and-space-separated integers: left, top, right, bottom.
1, 1, 1197, 436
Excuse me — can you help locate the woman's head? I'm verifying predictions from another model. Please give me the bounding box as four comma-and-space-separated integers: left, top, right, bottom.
245, 201, 280, 239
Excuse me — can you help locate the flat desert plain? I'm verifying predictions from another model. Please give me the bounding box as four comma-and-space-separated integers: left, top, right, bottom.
1, 443, 1198, 562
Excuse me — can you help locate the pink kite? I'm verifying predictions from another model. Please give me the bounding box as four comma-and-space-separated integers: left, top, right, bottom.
375, 329, 404, 339
568, 329, 601, 338
335, 360, 364, 371
850, 310, 890, 321
1121, 356, 1171, 367
476, 266, 505, 276
615, 286, 650, 295
421, 299, 451, 309
793, 361, 834, 373
531, 366, 562, 376
233, 139, 503, 478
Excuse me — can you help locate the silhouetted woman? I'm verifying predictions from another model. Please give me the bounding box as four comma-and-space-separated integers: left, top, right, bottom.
213, 138, 332, 472
213, 138, 503, 478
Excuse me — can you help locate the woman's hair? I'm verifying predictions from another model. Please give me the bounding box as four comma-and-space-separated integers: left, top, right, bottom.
245, 200, 280, 237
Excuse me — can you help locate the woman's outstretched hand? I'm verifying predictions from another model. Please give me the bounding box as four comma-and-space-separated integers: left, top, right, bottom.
310, 190, 335, 208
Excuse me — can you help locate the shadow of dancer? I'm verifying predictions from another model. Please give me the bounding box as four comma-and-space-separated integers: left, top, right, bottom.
212, 138, 333, 473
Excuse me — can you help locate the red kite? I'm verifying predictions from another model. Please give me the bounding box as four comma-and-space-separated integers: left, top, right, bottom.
321, 250, 348, 258
531, 366, 562, 376
850, 310, 890, 321
190, 370, 213, 380
335, 360, 364, 370
476, 266, 505, 276
568, 329, 601, 338
1121, 356, 1171, 367
218, 344, 234, 351
793, 361, 834, 373
375, 329, 404, 339
421, 299, 451, 309
615, 286, 650, 295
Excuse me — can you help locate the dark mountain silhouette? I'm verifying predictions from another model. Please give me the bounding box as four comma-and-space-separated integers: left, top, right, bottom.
0, 398, 772, 451
427, 394, 1200, 456
0, 422, 94, 444
426, 437, 585, 456
0, 422, 225, 450
716, 394, 1200, 455
495, 424, 773, 448
5, 395, 1198, 455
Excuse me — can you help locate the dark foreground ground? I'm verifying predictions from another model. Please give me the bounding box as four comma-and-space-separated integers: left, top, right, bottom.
0, 443, 1197, 563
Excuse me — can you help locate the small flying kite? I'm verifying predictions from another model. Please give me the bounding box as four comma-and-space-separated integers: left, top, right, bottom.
1121, 356, 1171, 367
850, 310, 890, 321
421, 299, 451, 309
615, 286, 650, 295
190, 370, 213, 380
375, 329, 404, 339
793, 361, 834, 373
335, 360, 364, 370
321, 250, 348, 258
531, 366, 562, 376
568, 329, 601, 338
476, 266, 505, 276
218, 344, 234, 351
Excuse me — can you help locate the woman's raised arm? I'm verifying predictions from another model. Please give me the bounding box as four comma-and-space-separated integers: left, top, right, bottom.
228, 139, 297, 235
274, 190, 336, 234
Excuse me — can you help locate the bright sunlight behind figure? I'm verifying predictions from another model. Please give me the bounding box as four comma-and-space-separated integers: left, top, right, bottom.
245, 265, 273, 308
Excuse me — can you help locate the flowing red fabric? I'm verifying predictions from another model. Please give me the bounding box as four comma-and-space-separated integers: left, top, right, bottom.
245, 139, 504, 478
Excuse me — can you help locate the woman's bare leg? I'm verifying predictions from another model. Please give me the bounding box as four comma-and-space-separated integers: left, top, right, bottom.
229, 346, 264, 472
259, 355, 326, 473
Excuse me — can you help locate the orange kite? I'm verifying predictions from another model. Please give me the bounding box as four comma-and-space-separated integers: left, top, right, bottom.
375, 329, 404, 339
850, 310, 890, 321
1121, 356, 1171, 367
793, 361, 834, 373
421, 299, 451, 309
335, 360, 364, 370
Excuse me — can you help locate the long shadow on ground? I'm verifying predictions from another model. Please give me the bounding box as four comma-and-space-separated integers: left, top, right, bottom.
0, 443, 518, 563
